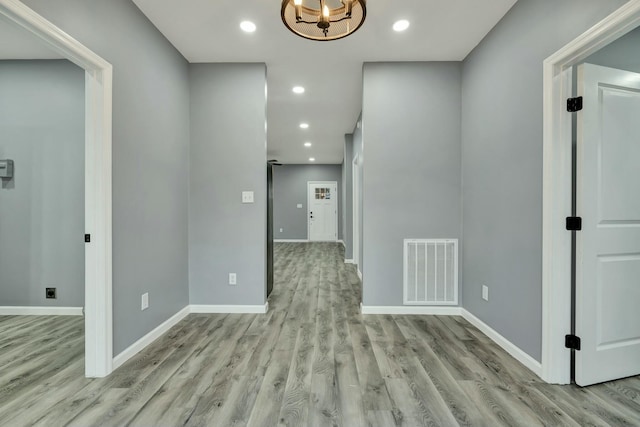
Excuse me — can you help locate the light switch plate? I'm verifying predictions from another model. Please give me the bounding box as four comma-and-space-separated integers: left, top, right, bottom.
242, 191, 254, 204
141, 293, 149, 310
297, 204, 303, 209
482, 285, 489, 301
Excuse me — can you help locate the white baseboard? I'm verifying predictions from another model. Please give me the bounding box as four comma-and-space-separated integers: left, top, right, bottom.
112, 305, 190, 370
112, 302, 270, 371
461, 309, 542, 378
0, 306, 83, 316
274, 239, 309, 243
356, 304, 541, 378
360, 305, 462, 315
190, 302, 269, 314
344, 259, 355, 264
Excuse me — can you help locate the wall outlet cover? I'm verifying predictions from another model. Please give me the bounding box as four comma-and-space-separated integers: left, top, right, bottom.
297, 204, 303, 209
279, 228, 283, 233
229, 273, 237, 285
141, 292, 149, 310
242, 191, 254, 204
482, 285, 489, 301
46, 288, 57, 299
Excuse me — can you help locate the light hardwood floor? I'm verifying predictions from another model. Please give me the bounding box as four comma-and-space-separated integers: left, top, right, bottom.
1, 242, 639, 426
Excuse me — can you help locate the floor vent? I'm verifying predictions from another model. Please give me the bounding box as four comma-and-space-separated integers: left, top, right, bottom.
404, 239, 458, 306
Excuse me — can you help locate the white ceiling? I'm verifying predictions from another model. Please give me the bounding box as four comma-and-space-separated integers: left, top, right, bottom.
1, 0, 517, 164
133, 0, 517, 164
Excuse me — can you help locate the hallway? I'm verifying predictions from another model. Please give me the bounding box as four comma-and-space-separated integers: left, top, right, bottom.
0, 242, 639, 426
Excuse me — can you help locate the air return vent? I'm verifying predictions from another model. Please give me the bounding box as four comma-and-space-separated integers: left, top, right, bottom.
404, 239, 458, 305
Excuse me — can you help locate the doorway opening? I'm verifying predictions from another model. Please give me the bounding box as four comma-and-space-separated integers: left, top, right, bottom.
542, 0, 640, 385
0, 2, 113, 378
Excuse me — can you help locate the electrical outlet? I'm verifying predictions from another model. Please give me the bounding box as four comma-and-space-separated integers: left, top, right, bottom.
242, 191, 254, 204
279, 228, 283, 233
141, 292, 149, 310
482, 285, 489, 301
229, 273, 237, 285
46, 288, 57, 299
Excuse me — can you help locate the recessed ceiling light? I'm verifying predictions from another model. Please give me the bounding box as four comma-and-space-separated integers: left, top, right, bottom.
304, 142, 312, 147
240, 21, 256, 33
393, 20, 410, 32
300, 123, 309, 129
293, 86, 305, 94
309, 157, 316, 162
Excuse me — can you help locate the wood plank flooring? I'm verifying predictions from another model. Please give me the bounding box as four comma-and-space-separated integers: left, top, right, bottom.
1, 242, 639, 426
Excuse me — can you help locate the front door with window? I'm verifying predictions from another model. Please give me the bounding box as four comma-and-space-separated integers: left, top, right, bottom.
308, 181, 337, 242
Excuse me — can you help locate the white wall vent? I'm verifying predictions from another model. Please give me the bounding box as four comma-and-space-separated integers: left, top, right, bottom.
404, 239, 458, 305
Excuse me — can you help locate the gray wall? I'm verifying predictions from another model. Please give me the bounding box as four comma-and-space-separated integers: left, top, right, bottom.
22, 0, 191, 355
273, 164, 342, 241
461, 0, 628, 362
343, 135, 353, 260
189, 63, 267, 306
361, 63, 462, 306
585, 24, 640, 72
0, 60, 84, 307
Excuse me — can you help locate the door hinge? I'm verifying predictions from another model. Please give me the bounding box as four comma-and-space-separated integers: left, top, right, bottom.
85, 234, 91, 243
567, 96, 583, 112
566, 216, 582, 231
565, 334, 581, 351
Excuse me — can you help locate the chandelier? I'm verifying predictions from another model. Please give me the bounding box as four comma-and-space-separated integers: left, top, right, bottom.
281, 0, 367, 41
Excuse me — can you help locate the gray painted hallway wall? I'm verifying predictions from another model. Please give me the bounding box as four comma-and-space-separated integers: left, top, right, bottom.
273, 164, 343, 241
361, 62, 462, 307
189, 63, 267, 306
0, 60, 84, 308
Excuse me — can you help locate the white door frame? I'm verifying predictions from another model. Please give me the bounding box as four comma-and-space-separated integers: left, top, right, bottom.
352, 156, 360, 271
542, 0, 640, 384
307, 181, 338, 241
0, 0, 113, 378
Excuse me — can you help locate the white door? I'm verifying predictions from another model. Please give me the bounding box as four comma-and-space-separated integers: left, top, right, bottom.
308, 181, 337, 242
575, 63, 640, 386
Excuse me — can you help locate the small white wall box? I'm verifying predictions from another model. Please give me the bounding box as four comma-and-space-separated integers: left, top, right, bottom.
0, 160, 13, 179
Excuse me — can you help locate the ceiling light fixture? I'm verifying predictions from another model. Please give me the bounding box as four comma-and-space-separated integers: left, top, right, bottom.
293, 86, 305, 94
393, 19, 410, 32
240, 21, 257, 33
281, 0, 367, 41
304, 142, 312, 147
300, 123, 309, 129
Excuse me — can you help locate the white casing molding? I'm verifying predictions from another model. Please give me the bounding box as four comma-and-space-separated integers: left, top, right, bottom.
357, 268, 363, 281
542, 0, 640, 384
461, 309, 542, 378
344, 259, 355, 264
0, 0, 113, 378
190, 302, 269, 314
0, 306, 83, 316
274, 239, 309, 243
